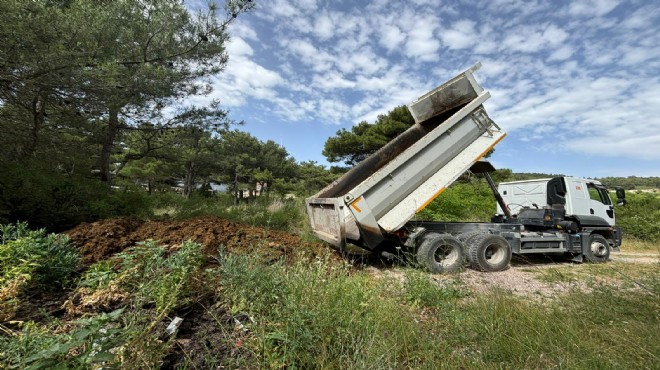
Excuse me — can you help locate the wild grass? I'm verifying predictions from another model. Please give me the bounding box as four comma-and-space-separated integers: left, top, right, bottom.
213, 252, 660, 369
150, 192, 305, 232
1, 223, 658, 369
620, 238, 660, 253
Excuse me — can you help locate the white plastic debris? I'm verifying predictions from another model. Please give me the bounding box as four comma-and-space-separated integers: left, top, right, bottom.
166, 316, 184, 336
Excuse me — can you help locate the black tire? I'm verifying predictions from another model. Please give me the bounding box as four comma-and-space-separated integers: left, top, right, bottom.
584, 234, 610, 263
457, 231, 482, 245
416, 233, 464, 273
467, 233, 512, 272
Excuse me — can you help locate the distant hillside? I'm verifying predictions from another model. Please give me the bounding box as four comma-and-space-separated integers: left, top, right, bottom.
595, 176, 660, 190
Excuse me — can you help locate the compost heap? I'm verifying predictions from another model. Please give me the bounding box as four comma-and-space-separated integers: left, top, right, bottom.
65, 215, 334, 265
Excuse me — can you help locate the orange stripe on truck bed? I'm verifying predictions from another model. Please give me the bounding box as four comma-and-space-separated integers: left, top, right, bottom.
416, 187, 446, 213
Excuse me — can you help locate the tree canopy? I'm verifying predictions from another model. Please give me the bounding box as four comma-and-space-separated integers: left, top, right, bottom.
0, 0, 254, 181
322, 105, 414, 166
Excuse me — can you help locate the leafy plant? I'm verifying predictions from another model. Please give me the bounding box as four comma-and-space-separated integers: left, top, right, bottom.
0, 223, 79, 315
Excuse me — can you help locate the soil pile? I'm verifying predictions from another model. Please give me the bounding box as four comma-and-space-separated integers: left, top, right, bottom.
65, 215, 335, 265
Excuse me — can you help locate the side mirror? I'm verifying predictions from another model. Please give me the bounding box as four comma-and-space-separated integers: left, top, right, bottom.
615, 187, 627, 206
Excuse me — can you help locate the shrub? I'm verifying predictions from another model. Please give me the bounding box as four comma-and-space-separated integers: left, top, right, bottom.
416, 181, 494, 222
615, 192, 660, 242
0, 222, 80, 320
0, 161, 154, 232
0, 222, 79, 291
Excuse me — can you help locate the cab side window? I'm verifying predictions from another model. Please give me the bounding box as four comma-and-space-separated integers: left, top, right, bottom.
587, 184, 611, 205
588, 186, 602, 203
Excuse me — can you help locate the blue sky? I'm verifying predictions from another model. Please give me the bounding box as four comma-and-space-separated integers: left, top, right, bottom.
195, 0, 660, 177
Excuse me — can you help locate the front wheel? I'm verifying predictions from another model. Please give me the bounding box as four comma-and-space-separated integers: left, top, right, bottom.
584, 234, 610, 263
416, 233, 464, 274
467, 234, 512, 272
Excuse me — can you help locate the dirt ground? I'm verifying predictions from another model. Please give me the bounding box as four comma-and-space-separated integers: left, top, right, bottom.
64, 216, 337, 265
456, 250, 658, 298
369, 250, 660, 300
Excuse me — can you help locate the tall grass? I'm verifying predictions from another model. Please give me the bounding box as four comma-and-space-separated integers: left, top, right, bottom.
213, 253, 660, 369
1, 225, 657, 368
150, 192, 305, 231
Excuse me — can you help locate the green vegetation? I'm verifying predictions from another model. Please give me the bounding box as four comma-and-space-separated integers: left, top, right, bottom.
416, 181, 495, 222
1, 237, 206, 368
0, 223, 79, 320
1, 217, 659, 368
614, 191, 660, 243
598, 176, 660, 190
1, 1, 658, 368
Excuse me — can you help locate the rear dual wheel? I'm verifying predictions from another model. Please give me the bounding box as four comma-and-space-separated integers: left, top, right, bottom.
415, 233, 464, 273
466, 233, 512, 272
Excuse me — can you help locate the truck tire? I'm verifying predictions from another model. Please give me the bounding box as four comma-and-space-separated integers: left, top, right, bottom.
416, 233, 464, 274
467, 234, 512, 272
457, 231, 482, 246
584, 234, 610, 263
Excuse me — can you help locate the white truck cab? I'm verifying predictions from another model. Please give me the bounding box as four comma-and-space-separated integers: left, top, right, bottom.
497, 177, 616, 227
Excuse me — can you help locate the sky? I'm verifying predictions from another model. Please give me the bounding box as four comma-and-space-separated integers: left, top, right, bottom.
195, 0, 660, 178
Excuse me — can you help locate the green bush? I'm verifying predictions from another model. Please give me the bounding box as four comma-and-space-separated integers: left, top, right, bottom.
0, 222, 79, 291
0, 222, 79, 321
416, 180, 494, 222
0, 309, 126, 369
82, 239, 205, 315
0, 161, 154, 232
615, 192, 660, 242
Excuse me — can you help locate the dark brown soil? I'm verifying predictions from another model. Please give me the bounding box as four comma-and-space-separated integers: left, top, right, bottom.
64, 215, 336, 265
161, 299, 254, 369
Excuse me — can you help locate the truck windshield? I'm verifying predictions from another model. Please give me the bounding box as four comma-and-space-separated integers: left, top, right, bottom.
587, 184, 612, 205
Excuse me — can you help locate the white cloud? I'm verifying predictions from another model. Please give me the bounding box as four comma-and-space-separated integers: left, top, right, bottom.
313, 12, 335, 40
312, 71, 356, 90
440, 20, 476, 50
567, 0, 620, 17
502, 24, 569, 53
202, 0, 660, 171
379, 26, 406, 51
548, 45, 574, 61
403, 15, 441, 61
225, 37, 253, 57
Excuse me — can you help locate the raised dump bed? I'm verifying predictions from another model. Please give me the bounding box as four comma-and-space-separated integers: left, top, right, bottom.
306, 63, 506, 250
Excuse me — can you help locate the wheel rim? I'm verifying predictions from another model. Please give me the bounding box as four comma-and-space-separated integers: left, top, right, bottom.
434, 245, 459, 267
484, 243, 506, 265
591, 240, 608, 257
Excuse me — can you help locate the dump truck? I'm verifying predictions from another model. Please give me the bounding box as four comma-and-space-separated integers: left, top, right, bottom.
305, 63, 624, 273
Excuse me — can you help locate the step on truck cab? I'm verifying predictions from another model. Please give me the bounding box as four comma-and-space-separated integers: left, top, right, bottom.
306, 63, 624, 273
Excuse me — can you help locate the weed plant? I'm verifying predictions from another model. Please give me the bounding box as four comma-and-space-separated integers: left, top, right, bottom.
150, 192, 305, 231
0, 238, 206, 368
0, 222, 79, 320
212, 251, 659, 369
1, 227, 658, 368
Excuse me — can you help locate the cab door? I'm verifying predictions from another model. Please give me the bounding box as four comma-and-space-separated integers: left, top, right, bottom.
586, 183, 615, 226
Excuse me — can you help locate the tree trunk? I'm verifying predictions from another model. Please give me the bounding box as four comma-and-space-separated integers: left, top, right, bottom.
25, 94, 46, 159
234, 171, 240, 205
183, 160, 195, 199
100, 105, 121, 183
